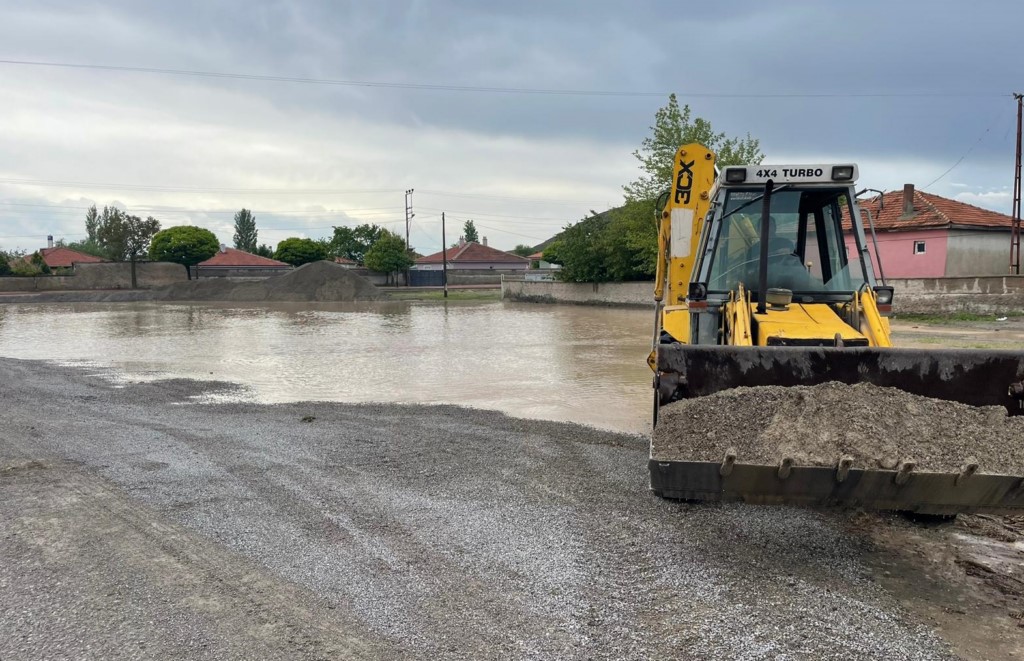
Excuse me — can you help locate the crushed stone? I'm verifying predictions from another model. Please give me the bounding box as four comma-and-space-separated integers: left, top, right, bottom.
653, 382, 1024, 474
0, 358, 955, 660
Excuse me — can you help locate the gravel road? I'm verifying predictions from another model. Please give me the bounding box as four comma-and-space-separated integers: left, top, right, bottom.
0, 358, 962, 659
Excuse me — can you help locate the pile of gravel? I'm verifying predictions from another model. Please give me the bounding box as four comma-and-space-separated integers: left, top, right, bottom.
653, 382, 1024, 474
156, 261, 385, 302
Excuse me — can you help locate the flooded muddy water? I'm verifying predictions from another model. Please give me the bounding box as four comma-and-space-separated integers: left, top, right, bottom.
0, 301, 655, 433
1, 300, 1013, 434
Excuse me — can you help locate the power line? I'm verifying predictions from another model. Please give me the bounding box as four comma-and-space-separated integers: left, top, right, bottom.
0, 59, 1010, 99
922, 107, 1011, 190
446, 217, 548, 242
417, 189, 609, 206
418, 206, 575, 222
0, 176, 397, 195
0, 201, 403, 216
0, 217, 409, 240
0, 177, 614, 208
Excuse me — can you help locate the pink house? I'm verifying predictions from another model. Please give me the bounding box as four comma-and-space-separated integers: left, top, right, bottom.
845, 184, 1016, 278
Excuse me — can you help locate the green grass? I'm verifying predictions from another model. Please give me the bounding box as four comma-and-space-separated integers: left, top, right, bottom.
896, 311, 1022, 324
386, 289, 501, 302
907, 337, 944, 345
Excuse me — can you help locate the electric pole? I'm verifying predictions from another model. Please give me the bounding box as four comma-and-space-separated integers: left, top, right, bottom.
404, 189, 414, 252
441, 212, 449, 298
1012, 94, 1022, 275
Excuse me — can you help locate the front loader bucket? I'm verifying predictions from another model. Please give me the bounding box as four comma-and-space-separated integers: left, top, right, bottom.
648, 461, 1024, 515
657, 344, 1024, 414
652, 344, 1024, 515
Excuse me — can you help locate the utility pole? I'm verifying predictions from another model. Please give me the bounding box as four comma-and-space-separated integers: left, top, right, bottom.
441, 212, 449, 298
1012, 94, 1022, 275
404, 189, 415, 252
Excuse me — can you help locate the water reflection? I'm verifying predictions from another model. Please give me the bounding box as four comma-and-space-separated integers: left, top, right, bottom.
0, 301, 653, 433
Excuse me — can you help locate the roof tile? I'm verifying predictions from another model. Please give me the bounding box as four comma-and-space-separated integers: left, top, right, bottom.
199, 247, 290, 267
37, 247, 107, 268
416, 241, 530, 264
846, 188, 1014, 231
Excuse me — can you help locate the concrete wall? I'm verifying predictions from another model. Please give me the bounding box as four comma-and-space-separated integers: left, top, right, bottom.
503, 276, 1024, 314
0, 261, 186, 292
414, 263, 529, 271
890, 276, 1024, 314
846, 228, 948, 279
944, 229, 1012, 277
501, 279, 652, 306
194, 266, 291, 278
350, 268, 405, 286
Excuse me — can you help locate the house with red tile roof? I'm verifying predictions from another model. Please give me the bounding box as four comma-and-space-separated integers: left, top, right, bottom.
195, 245, 291, 277
526, 250, 559, 270
413, 238, 530, 271
34, 246, 107, 269
334, 256, 359, 268
846, 184, 1016, 278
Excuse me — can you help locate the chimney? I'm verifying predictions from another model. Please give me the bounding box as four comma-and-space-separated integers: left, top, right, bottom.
220, 243, 227, 253
47, 235, 53, 249
902, 184, 915, 216
458, 236, 466, 248
482, 236, 488, 247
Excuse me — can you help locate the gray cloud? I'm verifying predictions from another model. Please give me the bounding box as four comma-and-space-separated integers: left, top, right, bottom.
0, 1, 1020, 252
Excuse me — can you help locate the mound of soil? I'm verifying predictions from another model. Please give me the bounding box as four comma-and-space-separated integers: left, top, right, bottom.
155, 261, 386, 302
653, 382, 1024, 474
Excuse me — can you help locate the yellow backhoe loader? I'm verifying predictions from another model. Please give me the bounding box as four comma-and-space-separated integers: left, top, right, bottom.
649, 143, 1024, 515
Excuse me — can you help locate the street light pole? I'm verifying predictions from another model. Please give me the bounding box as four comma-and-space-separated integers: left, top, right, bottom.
404, 188, 414, 253
1012, 94, 1022, 274
441, 212, 448, 299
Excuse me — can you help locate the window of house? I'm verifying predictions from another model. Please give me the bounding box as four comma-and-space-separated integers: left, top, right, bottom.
913, 240, 926, 255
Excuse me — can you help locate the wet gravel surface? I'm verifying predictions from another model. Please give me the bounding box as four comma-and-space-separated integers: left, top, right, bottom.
0, 358, 954, 659
654, 382, 1024, 473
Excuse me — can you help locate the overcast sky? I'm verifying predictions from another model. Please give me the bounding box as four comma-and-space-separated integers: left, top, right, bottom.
0, 1, 1019, 253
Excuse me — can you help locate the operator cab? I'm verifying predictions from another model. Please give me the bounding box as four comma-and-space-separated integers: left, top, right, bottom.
695, 164, 875, 305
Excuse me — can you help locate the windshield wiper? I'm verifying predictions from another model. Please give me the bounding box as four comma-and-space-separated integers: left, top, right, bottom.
718, 185, 791, 223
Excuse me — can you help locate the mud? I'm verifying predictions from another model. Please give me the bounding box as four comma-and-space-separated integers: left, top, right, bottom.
157, 261, 385, 302
849, 511, 1024, 659
0, 358, 956, 660
653, 382, 1024, 473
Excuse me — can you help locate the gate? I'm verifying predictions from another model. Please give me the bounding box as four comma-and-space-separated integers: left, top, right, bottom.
407, 270, 445, 287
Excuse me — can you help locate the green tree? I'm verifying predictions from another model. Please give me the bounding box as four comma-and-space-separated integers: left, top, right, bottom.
624, 94, 764, 202
462, 220, 479, 243
0, 253, 10, 277
328, 224, 384, 263
66, 238, 109, 259
233, 209, 258, 252
540, 241, 562, 265
274, 237, 326, 266
547, 202, 658, 283
29, 251, 52, 275
85, 205, 100, 243
149, 225, 220, 279
363, 231, 413, 285
314, 237, 333, 259
511, 244, 535, 258
95, 210, 161, 288
254, 243, 275, 258
609, 200, 659, 277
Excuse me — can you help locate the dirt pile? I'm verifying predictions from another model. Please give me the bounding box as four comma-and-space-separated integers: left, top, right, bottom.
653, 382, 1024, 474
156, 261, 386, 302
